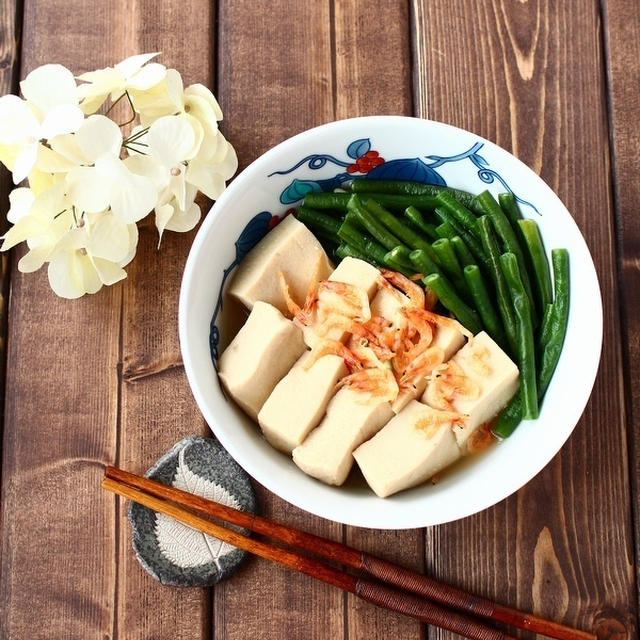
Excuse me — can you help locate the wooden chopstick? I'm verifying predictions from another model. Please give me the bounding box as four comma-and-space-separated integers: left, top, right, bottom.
103, 474, 514, 640
104, 466, 596, 640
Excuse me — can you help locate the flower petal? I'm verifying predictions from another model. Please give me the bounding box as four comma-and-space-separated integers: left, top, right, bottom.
115, 52, 161, 78
165, 200, 201, 233
0, 142, 19, 170
118, 223, 139, 267
91, 256, 127, 286
13, 143, 38, 184
86, 212, 131, 262
18, 244, 52, 273
66, 165, 111, 213
147, 115, 195, 167
110, 173, 158, 223
21, 64, 79, 111
184, 83, 223, 120
27, 169, 57, 195
35, 143, 77, 173
126, 62, 166, 90
0, 95, 39, 144
39, 104, 84, 140
124, 154, 168, 191
47, 250, 85, 299
155, 202, 174, 244
49, 133, 90, 165
7, 187, 36, 223
76, 115, 122, 161
79, 254, 103, 293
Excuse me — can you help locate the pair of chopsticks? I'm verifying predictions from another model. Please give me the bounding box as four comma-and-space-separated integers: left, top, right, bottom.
103, 466, 595, 640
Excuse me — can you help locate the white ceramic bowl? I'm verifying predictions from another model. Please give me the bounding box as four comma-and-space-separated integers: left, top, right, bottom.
179, 116, 602, 529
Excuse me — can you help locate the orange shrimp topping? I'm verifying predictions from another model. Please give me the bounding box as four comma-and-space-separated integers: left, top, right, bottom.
425, 360, 480, 411
414, 410, 464, 438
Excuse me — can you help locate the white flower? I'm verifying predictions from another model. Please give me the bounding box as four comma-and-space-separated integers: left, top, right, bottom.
154, 184, 201, 245
0, 182, 75, 273
124, 115, 199, 219
186, 133, 238, 200
65, 153, 158, 223
77, 53, 166, 114
0, 64, 84, 183
47, 210, 138, 298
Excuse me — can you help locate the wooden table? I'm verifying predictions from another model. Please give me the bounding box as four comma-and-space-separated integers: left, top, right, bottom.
1, 1, 638, 638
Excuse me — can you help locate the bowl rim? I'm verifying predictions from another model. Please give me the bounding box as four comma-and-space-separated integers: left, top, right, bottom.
179, 115, 603, 528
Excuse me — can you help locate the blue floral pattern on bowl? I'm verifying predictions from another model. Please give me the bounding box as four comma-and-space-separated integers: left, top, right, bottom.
210, 138, 538, 366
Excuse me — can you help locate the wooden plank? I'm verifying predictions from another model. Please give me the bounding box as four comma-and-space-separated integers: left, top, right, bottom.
601, 0, 640, 613
333, 2, 426, 639
213, 2, 344, 639
0, 2, 125, 638
115, 1, 217, 638
412, 1, 638, 638
0, 0, 21, 441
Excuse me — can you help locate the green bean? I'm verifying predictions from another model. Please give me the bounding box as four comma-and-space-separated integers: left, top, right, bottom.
451, 236, 475, 267
305, 191, 440, 212
424, 273, 483, 334
538, 303, 554, 351
337, 217, 387, 266
500, 252, 538, 420
350, 178, 479, 212
463, 265, 507, 349
296, 206, 343, 238
434, 206, 488, 267
435, 221, 457, 240
474, 190, 536, 318
385, 246, 416, 276
432, 238, 468, 295
361, 198, 433, 252
498, 192, 522, 229
518, 219, 553, 309
303, 191, 351, 211
409, 249, 444, 278
435, 191, 479, 236
346, 195, 404, 251
336, 243, 370, 263
477, 216, 517, 356
403, 206, 439, 240
538, 249, 570, 397
493, 250, 570, 438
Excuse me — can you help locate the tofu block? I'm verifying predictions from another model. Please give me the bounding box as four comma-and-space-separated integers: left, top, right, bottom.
370, 286, 408, 326
227, 215, 332, 315
353, 400, 461, 498
219, 301, 306, 419
392, 318, 467, 414
329, 257, 380, 299
258, 352, 347, 453
292, 387, 393, 486
300, 257, 378, 348
421, 331, 519, 450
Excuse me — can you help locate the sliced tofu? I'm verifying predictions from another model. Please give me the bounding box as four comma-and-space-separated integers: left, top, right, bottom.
292, 387, 393, 486
227, 215, 332, 315
300, 257, 379, 348
328, 257, 380, 299
421, 331, 519, 450
258, 352, 347, 453
218, 301, 306, 419
353, 400, 461, 498
392, 318, 467, 414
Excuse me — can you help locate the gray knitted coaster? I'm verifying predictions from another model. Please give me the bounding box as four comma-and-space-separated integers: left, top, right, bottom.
128, 435, 258, 587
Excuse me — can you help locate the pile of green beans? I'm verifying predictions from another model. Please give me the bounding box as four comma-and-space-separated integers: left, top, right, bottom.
294, 181, 570, 436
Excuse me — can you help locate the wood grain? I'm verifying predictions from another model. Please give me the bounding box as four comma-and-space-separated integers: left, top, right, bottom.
332, 2, 425, 639
115, 1, 217, 638
412, 1, 637, 638
0, 2, 125, 638
600, 0, 640, 614
0, 0, 20, 447
213, 2, 344, 639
